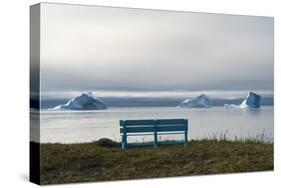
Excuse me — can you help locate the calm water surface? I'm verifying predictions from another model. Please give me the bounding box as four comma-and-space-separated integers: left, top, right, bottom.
38, 107, 273, 143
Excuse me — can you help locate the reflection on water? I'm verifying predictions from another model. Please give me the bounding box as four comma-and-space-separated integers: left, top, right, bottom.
39, 107, 273, 143
242, 108, 261, 115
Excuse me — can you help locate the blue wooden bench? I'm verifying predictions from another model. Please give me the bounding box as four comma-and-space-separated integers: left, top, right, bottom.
120, 119, 188, 149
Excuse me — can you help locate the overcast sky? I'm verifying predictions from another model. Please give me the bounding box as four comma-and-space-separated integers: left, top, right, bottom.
40, 3, 274, 96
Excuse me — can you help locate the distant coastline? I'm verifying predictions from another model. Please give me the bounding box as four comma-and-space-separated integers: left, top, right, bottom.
39, 96, 274, 109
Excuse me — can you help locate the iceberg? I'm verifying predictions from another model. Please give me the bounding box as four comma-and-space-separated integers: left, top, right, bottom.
224, 92, 261, 109
177, 94, 212, 108
54, 91, 107, 110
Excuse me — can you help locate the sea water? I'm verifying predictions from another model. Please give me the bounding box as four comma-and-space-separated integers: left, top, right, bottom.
38, 107, 273, 143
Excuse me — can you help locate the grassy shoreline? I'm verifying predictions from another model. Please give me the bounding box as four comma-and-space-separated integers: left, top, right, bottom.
39, 139, 273, 185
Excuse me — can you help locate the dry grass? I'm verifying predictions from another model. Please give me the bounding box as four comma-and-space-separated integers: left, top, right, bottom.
38, 138, 273, 185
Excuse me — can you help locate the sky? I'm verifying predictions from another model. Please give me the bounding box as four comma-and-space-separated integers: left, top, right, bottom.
40, 3, 274, 98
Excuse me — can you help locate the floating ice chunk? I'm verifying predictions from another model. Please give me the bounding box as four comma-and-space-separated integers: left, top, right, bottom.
54, 91, 107, 110
240, 92, 261, 108
224, 92, 261, 109
177, 94, 212, 108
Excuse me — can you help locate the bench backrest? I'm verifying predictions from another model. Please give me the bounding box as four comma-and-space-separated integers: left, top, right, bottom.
120, 119, 188, 134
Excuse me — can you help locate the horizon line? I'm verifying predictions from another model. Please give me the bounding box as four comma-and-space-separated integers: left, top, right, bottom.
39, 89, 274, 100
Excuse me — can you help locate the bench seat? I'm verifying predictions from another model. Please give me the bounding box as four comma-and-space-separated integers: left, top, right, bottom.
120, 119, 188, 149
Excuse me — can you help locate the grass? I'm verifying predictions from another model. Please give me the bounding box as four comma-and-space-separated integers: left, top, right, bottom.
38, 137, 273, 185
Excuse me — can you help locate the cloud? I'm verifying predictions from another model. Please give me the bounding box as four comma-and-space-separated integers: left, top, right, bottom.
39, 3, 274, 93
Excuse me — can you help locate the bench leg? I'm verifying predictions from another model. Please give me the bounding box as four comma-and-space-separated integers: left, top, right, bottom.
122, 135, 127, 149
184, 130, 188, 147
154, 131, 158, 148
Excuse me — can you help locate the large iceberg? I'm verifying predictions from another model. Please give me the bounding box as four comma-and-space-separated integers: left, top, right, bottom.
224, 92, 261, 109
177, 94, 212, 108
54, 91, 107, 110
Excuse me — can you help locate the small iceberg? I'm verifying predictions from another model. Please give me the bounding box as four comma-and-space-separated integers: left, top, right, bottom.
177, 94, 212, 108
224, 91, 261, 109
54, 91, 107, 110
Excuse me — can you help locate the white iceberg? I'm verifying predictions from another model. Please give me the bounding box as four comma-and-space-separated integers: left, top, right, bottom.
177, 94, 212, 108
54, 91, 107, 110
224, 92, 261, 109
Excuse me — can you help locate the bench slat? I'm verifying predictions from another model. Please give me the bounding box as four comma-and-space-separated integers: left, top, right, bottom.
157, 119, 186, 125
121, 119, 155, 126
120, 119, 187, 127
120, 125, 186, 133
121, 132, 186, 136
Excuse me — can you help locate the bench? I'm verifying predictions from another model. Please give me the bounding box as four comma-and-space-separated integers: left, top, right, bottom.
120, 119, 188, 149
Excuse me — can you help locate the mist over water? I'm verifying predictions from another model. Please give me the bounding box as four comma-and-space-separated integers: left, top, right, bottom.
40, 90, 274, 109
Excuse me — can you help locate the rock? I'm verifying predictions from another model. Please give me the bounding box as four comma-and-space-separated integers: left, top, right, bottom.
96, 138, 120, 148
